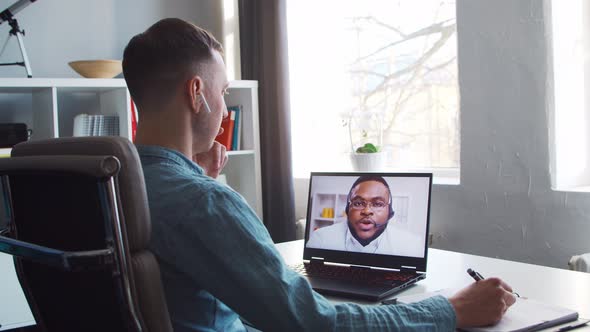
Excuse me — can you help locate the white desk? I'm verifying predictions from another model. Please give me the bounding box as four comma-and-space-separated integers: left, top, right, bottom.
0, 253, 35, 331
276, 240, 590, 331
2, 242, 589, 331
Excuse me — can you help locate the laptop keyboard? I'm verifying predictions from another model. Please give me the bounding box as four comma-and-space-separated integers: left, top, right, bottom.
291, 263, 416, 286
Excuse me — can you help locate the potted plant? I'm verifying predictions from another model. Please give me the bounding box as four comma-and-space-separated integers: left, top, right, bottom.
346, 109, 386, 171
350, 142, 385, 171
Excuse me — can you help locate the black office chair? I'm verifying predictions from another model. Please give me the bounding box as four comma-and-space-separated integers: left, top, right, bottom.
0, 137, 172, 332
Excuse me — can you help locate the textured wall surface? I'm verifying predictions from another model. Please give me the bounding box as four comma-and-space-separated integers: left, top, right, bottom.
295, 0, 590, 269
429, 0, 590, 269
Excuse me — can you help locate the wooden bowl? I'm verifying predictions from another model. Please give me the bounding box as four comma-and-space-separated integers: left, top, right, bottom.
68, 60, 122, 78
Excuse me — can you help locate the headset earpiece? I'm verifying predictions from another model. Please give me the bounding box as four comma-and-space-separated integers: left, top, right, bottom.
388, 203, 395, 220
345, 190, 351, 215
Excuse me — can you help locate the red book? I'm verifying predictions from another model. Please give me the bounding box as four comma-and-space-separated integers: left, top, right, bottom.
130, 99, 138, 142
215, 110, 235, 150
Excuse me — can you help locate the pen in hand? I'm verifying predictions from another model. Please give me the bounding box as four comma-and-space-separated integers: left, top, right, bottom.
467, 268, 520, 297
467, 268, 484, 281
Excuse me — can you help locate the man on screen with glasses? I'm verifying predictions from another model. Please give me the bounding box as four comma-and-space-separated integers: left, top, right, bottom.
307, 175, 423, 256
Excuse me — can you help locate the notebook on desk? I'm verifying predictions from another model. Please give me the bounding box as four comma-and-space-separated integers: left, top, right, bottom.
292, 172, 432, 301
397, 289, 580, 332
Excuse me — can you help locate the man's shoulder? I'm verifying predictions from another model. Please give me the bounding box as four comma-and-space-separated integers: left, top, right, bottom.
314, 221, 348, 235
381, 226, 424, 256
143, 163, 254, 227
141, 157, 236, 202
142, 160, 207, 186
385, 226, 421, 239
307, 221, 347, 249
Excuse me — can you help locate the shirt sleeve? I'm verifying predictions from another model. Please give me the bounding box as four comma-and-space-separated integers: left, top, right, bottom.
155, 180, 456, 331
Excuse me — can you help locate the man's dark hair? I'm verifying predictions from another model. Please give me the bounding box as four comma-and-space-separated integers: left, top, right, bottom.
122, 18, 223, 110
347, 175, 392, 199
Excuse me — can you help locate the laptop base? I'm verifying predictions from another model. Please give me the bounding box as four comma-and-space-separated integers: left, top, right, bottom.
307, 274, 424, 302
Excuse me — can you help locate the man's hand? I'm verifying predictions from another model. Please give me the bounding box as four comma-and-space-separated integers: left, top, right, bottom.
193, 141, 228, 178
449, 277, 517, 328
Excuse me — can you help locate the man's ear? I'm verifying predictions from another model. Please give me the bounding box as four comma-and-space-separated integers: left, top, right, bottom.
186, 76, 204, 114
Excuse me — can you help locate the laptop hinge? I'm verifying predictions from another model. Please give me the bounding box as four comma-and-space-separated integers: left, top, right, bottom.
310, 257, 325, 266
351, 265, 370, 271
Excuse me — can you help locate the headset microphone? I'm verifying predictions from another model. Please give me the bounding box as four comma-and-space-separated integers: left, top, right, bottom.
199, 92, 212, 113
372, 220, 388, 228
369, 214, 394, 229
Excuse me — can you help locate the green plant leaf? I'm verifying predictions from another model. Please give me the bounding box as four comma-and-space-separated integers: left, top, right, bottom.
364, 143, 378, 152
356, 143, 379, 153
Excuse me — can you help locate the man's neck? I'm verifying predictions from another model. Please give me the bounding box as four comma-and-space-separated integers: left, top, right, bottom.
135, 111, 193, 158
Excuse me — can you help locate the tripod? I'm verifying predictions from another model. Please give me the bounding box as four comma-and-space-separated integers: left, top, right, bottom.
0, 16, 32, 77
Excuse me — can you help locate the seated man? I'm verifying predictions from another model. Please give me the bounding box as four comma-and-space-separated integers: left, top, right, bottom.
307, 175, 423, 256
123, 18, 516, 331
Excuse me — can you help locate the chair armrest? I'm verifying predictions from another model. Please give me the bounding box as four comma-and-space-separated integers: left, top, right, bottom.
0, 234, 114, 271
0, 155, 120, 179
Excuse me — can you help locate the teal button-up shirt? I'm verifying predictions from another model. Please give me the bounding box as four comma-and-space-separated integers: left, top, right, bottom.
137, 145, 456, 331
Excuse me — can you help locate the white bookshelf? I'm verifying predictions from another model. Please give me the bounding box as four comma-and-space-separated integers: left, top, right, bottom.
0, 78, 263, 219
0, 78, 131, 140
224, 80, 263, 219
309, 192, 349, 231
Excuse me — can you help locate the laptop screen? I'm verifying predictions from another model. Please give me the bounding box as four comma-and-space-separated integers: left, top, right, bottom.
303, 172, 432, 271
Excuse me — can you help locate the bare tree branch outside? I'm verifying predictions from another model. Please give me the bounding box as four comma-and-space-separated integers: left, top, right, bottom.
288, 1, 458, 176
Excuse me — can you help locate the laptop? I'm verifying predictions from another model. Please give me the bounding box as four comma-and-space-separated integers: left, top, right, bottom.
292, 172, 433, 301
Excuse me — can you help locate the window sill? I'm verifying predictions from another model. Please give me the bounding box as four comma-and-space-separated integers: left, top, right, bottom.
552, 185, 590, 193
433, 175, 460, 186
384, 167, 460, 185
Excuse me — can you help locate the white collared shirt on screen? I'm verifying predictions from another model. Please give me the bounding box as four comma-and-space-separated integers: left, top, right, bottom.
306, 220, 424, 257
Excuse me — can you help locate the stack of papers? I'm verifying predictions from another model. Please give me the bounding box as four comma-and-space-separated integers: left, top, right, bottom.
73, 114, 119, 137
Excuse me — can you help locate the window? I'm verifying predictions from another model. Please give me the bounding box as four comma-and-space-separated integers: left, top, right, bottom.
287, 0, 459, 179
550, 0, 590, 191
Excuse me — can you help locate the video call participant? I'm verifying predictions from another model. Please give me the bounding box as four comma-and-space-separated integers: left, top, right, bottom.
307, 175, 423, 256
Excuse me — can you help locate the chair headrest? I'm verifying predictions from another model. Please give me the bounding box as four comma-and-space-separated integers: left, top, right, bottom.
12, 137, 150, 251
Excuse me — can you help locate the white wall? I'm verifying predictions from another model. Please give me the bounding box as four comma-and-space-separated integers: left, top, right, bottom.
0, 0, 223, 78
296, 0, 590, 269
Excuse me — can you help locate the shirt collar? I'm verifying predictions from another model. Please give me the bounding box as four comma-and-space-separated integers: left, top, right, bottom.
135, 144, 205, 175
345, 227, 383, 253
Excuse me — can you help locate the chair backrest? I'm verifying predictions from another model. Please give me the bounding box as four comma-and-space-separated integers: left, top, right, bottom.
0, 137, 172, 332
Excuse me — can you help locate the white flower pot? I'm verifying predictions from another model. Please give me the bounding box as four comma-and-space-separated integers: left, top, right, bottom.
350, 152, 385, 171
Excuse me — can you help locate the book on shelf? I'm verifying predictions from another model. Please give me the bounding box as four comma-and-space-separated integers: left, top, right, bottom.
73, 114, 87, 137
73, 114, 120, 137
90, 115, 96, 136
228, 105, 242, 150
130, 99, 138, 142
215, 109, 235, 150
